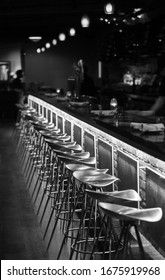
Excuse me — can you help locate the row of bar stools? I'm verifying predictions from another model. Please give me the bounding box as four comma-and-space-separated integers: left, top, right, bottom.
14, 107, 115, 260
68, 181, 162, 260
39, 143, 85, 235
15, 109, 83, 253
43, 144, 97, 252
29, 131, 72, 203
14, 106, 163, 261
14, 110, 62, 205
37, 121, 99, 253
34, 127, 115, 259
65, 171, 162, 260
16, 116, 91, 255
13, 106, 78, 236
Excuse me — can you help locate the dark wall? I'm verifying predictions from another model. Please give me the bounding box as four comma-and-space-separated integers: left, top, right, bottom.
24, 30, 100, 91
0, 43, 22, 74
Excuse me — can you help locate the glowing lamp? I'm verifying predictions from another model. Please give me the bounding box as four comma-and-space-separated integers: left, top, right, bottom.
28, 36, 42, 42
36, 48, 41, 53
104, 3, 114, 14
52, 39, 57, 45
59, 33, 66, 41
69, 28, 76, 36
81, 15, 90, 28
45, 42, 51, 49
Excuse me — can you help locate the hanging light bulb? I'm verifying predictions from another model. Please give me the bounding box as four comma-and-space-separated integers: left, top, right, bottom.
104, 2, 114, 14
36, 48, 41, 53
41, 47, 45, 52
81, 15, 90, 28
59, 33, 66, 41
28, 36, 42, 42
52, 39, 57, 45
45, 42, 51, 49
69, 28, 76, 36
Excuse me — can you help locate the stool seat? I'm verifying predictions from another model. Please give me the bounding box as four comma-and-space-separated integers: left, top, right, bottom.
54, 144, 82, 152
77, 157, 96, 165
66, 163, 108, 173
15, 103, 31, 110
85, 189, 141, 204
39, 129, 61, 135
98, 202, 163, 259
46, 138, 76, 146
99, 203, 162, 223
58, 151, 90, 159
32, 122, 55, 131
31, 118, 48, 124
23, 114, 41, 122
45, 135, 71, 141
58, 154, 96, 165
73, 170, 118, 187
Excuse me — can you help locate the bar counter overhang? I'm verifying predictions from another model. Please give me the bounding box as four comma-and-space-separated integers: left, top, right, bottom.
27, 94, 165, 258
28, 94, 165, 165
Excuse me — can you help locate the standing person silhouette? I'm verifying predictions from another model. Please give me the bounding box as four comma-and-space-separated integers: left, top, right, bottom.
11, 69, 26, 106
80, 65, 96, 97
10, 69, 26, 120
139, 63, 165, 116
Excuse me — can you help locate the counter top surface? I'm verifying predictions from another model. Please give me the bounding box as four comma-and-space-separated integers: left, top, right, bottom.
31, 94, 165, 161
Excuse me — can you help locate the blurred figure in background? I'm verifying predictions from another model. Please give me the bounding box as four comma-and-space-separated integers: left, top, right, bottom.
10, 69, 27, 120
11, 69, 26, 106
80, 65, 96, 97
139, 63, 165, 116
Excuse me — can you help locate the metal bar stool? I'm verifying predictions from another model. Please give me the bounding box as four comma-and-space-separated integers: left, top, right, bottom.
54, 159, 99, 231
84, 189, 141, 259
99, 202, 162, 259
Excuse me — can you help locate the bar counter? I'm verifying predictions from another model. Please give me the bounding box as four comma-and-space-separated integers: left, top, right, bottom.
28, 93, 165, 257
29, 93, 165, 163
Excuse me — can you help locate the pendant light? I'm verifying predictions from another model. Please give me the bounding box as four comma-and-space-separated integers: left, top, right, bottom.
81, 15, 90, 28
59, 33, 66, 41
104, 2, 114, 15
28, 36, 42, 42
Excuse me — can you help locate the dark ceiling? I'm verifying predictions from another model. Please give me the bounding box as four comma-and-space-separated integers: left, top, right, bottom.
0, 0, 165, 61
0, 0, 165, 41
